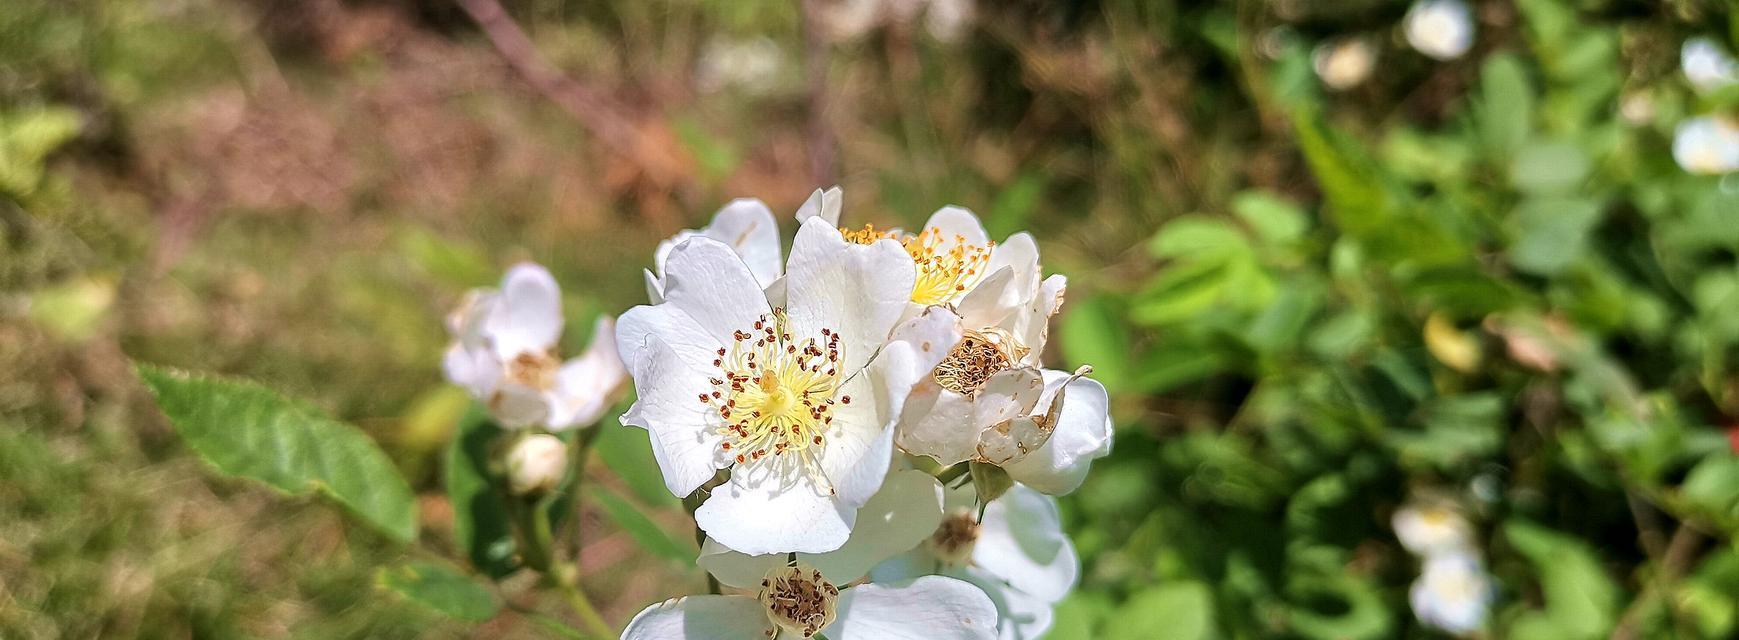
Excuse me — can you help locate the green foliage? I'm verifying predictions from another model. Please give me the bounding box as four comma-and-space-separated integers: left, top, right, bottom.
588, 485, 694, 564
136, 364, 419, 544
376, 562, 501, 623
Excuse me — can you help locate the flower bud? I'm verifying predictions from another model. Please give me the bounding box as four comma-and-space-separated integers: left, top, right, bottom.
505, 434, 568, 495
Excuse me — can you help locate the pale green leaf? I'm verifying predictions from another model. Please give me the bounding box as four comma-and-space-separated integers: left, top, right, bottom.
376, 562, 500, 622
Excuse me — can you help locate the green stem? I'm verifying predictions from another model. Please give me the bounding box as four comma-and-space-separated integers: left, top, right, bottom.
558, 576, 616, 639
934, 462, 970, 485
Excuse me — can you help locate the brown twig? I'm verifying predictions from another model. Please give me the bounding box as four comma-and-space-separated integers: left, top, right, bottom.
454, 0, 690, 191
1610, 524, 1702, 640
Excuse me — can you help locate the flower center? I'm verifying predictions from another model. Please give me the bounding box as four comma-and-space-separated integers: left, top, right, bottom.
926, 511, 980, 567
700, 310, 845, 482
506, 350, 560, 389
840, 224, 993, 305
759, 564, 839, 639
933, 328, 1027, 395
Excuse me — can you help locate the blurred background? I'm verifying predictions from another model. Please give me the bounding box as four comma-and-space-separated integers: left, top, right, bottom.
4, 0, 1739, 637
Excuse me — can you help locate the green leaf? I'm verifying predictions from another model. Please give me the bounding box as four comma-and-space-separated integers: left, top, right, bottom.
1478, 54, 1534, 160
1682, 456, 1739, 530
135, 364, 418, 543
1290, 110, 1395, 237
1509, 197, 1603, 276
445, 405, 519, 577
1510, 141, 1591, 194
1284, 571, 1392, 640
1062, 294, 1132, 393
1106, 581, 1215, 640
590, 485, 693, 563
1231, 191, 1309, 248
376, 562, 500, 622
594, 422, 680, 508
1147, 215, 1252, 261
1504, 520, 1620, 639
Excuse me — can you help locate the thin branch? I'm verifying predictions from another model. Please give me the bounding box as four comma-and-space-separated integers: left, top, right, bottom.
1610, 524, 1702, 640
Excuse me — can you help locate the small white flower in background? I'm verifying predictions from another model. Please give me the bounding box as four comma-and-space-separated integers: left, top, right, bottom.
1618, 91, 1656, 127
817, 0, 976, 43
1409, 551, 1494, 636
1673, 115, 1739, 175
505, 433, 568, 495
695, 36, 788, 96
872, 482, 1079, 640
443, 264, 628, 430
799, 191, 1113, 495
1404, 0, 1475, 61
646, 198, 785, 305
1312, 37, 1377, 91
1392, 502, 1474, 556
617, 216, 951, 555
1682, 36, 1738, 95
622, 570, 997, 639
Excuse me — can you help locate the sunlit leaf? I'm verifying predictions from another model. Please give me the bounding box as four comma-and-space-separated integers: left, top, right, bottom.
376, 561, 500, 622
135, 364, 418, 543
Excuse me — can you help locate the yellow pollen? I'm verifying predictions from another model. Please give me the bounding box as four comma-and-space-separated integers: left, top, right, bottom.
506, 349, 560, 389
840, 223, 898, 245
702, 309, 843, 484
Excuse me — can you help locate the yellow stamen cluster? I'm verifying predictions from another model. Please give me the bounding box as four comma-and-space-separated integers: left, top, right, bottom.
839, 224, 994, 305
758, 564, 839, 638
699, 310, 846, 484
506, 349, 560, 389
904, 227, 993, 305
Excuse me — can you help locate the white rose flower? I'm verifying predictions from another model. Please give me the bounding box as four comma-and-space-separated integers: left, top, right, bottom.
1312, 37, 1377, 91
443, 263, 628, 430
1391, 502, 1473, 556
622, 570, 997, 640
1672, 116, 1739, 175
504, 433, 568, 495
1409, 551, 1494, 636
1682, 36, 1738, 95
801, 197, 1112, 495
871, 483, 1078, 640
617, 218, 950, 555
646, 198, 785, 305
1404, 0, 1475, 61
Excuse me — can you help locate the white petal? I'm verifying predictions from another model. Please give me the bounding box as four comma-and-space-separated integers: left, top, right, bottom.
486, 263, 564, 359
702, 198, 784, 287
820, 335, 930, 506
617, 304, 731, 496
890, 306, 967, 382
971, 368, 1047, 431
1002, 372, 1112, 495
922, 205, 990, 248
953, 568, 1055, 640
811, 469, 944, 582
786, 218, 915, 377
442, 343, 500, 398
695, 470, 854, 555
954, 266, 1017, 330
830, 576, 998, 640
795, 186, 844, 226
643, 268, 666, 305
489, 381, 549, 429
762, 274, 787, 309
695, 538, 785, 590
1010, 275, 1067, 364
662, 237, 774, 347
621, 595, 773, 640
897, 382, 980, 465
699, 469, 946, 588
973, 484, 1077, 602
545, 316, 628, 430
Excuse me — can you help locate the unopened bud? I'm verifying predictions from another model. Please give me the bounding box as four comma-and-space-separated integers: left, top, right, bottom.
505, 434, 568, 495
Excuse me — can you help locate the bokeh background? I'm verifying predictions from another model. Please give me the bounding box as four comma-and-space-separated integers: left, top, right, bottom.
4, 0, 1739, 637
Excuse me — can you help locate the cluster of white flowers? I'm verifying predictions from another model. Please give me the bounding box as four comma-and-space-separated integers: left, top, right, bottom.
617, 188, 1112, 639
442, 263, 630, 493
1392, 501, 1494, 636
1674, 37, 1739, 176
1312, 0, 1474, 90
